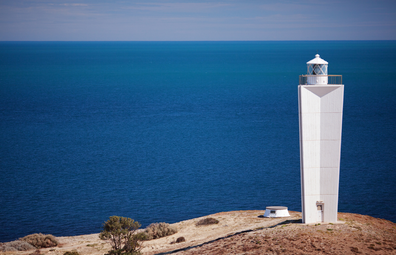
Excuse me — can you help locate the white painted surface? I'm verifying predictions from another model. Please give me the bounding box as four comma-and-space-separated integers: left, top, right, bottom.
318, 208, 323, 222
307, 75, 328, 85
307, 54, 328, 65
306, 54, 328, 85
298, 84, 344, 224
263, 206, 290, 217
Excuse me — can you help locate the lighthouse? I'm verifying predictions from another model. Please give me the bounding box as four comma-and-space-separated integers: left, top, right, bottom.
298, 54, 344, 224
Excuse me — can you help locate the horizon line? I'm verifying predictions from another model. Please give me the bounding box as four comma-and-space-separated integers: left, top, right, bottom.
1, 39, 395, 42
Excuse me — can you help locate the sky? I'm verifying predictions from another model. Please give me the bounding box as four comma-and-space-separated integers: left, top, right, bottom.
0, 0, 396, 41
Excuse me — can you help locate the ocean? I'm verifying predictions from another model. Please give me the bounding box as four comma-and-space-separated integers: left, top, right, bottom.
0, 41, 395, 242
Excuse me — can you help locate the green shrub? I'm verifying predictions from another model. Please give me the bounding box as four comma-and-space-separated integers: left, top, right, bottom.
0, 240, 36, 251
20, 233, 58, 248
196, 217, 219, 226
144, 223, 177, 240
133, 232, 149, 241
99, 216, 142, 255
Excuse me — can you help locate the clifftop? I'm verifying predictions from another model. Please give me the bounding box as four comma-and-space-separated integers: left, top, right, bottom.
2, 211, 395, 255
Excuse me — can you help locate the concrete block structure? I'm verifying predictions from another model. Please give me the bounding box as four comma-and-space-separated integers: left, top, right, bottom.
298, 54, 344, 224
263, 206, 290, 218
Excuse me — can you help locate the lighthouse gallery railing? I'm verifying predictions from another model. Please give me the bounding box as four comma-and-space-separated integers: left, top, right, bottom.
299, 75, 342, 85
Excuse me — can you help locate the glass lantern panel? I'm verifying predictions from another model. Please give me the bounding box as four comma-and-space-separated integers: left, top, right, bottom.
308, 64, 313, 75
322, 65, 328, 74
313, 64, 322, 75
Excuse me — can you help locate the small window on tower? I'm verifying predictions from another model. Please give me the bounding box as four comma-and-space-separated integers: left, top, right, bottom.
317, 205, 323, 211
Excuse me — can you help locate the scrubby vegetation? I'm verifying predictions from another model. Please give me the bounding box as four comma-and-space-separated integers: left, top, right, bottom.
63, 251, 80, 255
176, 237, 186, 243
20, 233, 58, 248
0, 233, 58, 252
0, 240, 36, 251
99, 216, 142, 255
142, 222, 177, 240
196, 217, 219, 226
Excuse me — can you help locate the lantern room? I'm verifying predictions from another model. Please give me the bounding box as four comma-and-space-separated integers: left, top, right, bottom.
306, 54, 328, 85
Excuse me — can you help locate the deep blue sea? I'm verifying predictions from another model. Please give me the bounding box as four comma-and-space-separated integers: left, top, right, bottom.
0, 41, 395, 242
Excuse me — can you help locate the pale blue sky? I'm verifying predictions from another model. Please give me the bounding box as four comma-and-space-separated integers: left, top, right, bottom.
1, 0, 395, 41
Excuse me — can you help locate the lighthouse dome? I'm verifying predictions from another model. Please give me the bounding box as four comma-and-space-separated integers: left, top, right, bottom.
307, 54, 328, 65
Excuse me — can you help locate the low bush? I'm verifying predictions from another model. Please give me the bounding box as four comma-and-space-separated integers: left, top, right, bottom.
1, 246, 17, 252
0, 240, 36, 251
64, 251, 80, 255
144, 223, 177, 240
176, 237, 185, 243
196, 217, 219, 226
20, 233, 58, 248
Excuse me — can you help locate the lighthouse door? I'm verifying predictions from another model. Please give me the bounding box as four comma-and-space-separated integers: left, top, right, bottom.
317, 204, 324, 222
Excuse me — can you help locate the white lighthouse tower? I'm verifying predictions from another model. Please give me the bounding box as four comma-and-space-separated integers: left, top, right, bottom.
298, 54, 344, 224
